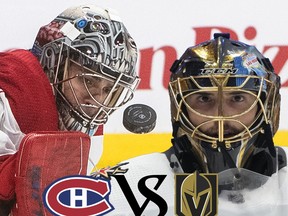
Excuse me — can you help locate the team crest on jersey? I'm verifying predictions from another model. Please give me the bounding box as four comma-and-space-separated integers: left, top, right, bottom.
175, 172, 218, 216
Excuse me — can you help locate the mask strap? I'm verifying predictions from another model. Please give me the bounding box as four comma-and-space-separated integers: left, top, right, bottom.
218, 142, 237, 169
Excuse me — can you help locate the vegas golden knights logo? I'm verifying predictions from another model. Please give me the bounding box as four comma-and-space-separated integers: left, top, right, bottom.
175, 172, 218, 216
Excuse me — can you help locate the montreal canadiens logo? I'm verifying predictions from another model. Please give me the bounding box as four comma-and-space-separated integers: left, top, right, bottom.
43, 175, 114, 216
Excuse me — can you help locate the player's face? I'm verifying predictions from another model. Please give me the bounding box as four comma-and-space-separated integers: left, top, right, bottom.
186, 91, 258, 138
62, 60, 117, 117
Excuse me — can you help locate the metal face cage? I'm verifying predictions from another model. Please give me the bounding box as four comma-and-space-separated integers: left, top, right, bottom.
52, 43, 140, 134
169, 72, 278, 149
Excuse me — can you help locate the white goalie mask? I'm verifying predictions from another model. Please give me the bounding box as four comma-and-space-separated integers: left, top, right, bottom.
32, 4, 139, 135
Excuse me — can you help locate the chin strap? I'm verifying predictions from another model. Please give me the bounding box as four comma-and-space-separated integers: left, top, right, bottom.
218, 142, 237, 169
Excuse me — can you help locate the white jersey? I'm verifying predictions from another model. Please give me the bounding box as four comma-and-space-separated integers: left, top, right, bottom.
0, 90, 24, 156
105, 148, 288, 216
87, 135, 103, 174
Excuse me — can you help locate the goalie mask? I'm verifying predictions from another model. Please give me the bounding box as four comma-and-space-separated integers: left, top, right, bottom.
32, 4, 139, 135
169, 33, 283, 176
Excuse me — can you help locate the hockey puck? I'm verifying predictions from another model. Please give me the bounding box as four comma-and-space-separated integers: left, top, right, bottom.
123, 104, 157, 134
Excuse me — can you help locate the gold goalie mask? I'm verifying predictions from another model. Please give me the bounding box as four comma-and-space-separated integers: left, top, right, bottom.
169, 33, 285, 176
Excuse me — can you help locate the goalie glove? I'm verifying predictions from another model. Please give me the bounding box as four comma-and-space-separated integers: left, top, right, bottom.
12, 131, 90, 216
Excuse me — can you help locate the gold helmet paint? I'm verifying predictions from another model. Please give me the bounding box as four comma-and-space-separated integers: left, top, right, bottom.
169, 33, 281, 175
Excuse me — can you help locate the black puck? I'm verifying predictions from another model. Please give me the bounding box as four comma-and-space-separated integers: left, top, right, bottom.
123, 104, 157, 134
